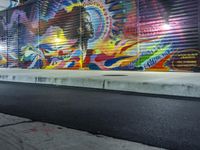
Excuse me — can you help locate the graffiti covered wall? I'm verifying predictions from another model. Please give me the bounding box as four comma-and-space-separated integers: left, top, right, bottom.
0, 0, 199, 71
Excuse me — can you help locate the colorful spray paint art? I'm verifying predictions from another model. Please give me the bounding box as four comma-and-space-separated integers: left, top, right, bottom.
0, 0, 199, 71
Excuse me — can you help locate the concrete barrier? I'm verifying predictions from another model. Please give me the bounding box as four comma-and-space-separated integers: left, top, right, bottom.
0, 69, 199, 98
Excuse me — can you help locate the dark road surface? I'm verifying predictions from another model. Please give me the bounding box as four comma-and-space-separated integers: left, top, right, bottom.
0, 82, 200, 150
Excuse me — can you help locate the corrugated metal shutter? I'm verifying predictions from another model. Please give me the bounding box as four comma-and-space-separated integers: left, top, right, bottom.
6, 7, 19, 68
39, 0, 82, 69
0, 0, 199, 72
138, 0, 199, 71
84, 0, 138, 70
18, 1, 40, 68
0, 11, 8, 68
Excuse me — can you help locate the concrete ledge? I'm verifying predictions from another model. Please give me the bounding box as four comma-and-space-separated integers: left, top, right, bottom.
104, 80, 200, 98
0, 69, 199, 98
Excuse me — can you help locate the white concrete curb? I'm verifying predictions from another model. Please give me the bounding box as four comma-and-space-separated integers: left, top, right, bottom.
0, 69, 199, 98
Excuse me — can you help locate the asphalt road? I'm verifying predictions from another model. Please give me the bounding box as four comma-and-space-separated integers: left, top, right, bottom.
0, 82, 200, 150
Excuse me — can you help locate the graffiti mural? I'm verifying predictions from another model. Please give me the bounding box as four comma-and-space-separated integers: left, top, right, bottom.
138, 0, 200, 71
0, 11, 7, 68
0, 0, 199, 71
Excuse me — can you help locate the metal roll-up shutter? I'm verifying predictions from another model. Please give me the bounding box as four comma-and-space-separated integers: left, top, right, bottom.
39, 0, 82, 69
138, 0, 199, 72
18, 1, 40, 69
0, 10, 8, 68
7, 7, 19, 68
1, 0, 199, 71
83, 0, 138, 70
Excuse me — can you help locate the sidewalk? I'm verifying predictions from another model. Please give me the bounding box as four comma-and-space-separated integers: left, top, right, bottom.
0, 113, 166, 150
0, 69, 199, 98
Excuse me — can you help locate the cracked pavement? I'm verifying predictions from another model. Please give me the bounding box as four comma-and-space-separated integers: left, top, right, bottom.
0, 113, 166, 150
